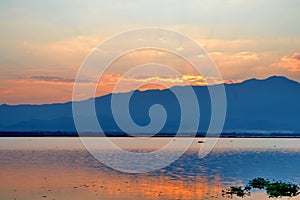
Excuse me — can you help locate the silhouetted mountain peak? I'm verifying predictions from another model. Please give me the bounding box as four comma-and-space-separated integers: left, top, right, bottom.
1, 75, 300, 134
265, 75, 298, 83
241, 76, 299, 86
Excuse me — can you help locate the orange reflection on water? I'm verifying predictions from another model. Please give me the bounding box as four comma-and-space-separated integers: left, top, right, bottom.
0, 155, 223, 200
2, 137, 299, 200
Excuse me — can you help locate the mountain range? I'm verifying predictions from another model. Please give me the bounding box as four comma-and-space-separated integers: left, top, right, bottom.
1, 76, 300, 136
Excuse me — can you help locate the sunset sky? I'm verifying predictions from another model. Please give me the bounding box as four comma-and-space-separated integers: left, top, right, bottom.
1, 0, 300, 104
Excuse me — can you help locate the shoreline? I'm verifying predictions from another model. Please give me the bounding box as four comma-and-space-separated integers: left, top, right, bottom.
1, 132, 300, 138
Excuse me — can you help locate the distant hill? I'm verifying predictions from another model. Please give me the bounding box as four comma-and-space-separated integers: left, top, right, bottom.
1, 76, 300, 136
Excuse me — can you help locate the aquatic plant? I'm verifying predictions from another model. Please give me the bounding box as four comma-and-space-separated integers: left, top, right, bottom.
265, 181, 299, 198
224, 178, 300, 198
248, 177, 270, 189
222, 186, 250, 198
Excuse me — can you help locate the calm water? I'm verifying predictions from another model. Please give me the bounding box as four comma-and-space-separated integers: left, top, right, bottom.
0, 138, 300, 200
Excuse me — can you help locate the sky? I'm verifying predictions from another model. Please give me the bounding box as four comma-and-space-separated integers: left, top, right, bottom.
1, 0, 300, 104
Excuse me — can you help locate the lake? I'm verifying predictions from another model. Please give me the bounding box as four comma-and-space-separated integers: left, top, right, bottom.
0, 137, 300, 200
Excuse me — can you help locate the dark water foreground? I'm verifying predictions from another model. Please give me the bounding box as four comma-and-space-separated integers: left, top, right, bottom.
0, 138, 300, 200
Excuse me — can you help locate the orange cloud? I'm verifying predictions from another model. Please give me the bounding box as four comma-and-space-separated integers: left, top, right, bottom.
234, 51, 259, 60
20, 36, 100, 72
3, 32, 300, 105
97, 73, 237, 96
137, 83, 167, 91
0, 72, 242, 105
0, 78, 95, 105
209, 50, 279, 81
271, 52, 300, 72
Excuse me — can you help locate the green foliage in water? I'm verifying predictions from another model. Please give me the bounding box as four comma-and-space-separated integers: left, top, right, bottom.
265, 181, 299, 198
222, 186, 249, 198
248, 177, 270, 189
224, 177, 300, 198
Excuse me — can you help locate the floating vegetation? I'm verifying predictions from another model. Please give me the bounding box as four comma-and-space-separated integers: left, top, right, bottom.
223, 178, 300, 198
249, 177, 270, 190
265, 181, 299, 198
222, 186, 250, 198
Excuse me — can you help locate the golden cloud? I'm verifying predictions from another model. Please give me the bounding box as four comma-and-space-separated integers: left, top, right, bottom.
271, 52, 300, 72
